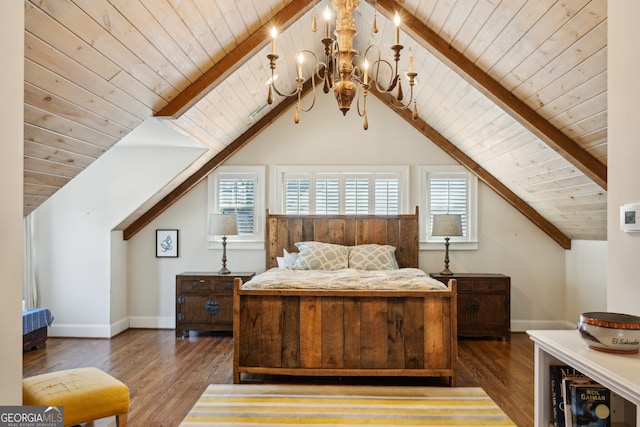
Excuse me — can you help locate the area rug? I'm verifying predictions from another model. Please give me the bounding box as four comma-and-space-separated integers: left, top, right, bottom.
179, 384, 516, 426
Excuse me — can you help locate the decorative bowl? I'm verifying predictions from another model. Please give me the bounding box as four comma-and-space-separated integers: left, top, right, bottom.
578, 312, 640, 354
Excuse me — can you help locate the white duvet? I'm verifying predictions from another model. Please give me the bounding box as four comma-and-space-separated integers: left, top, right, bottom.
240, 267, 449, 290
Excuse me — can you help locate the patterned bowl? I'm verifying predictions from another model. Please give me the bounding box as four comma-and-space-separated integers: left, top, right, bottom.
578, 312, 640, 354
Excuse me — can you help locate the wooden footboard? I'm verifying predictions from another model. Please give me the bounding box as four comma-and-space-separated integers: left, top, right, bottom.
233, 278, 457, 385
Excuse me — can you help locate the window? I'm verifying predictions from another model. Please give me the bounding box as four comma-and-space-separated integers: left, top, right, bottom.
421, 166, 477, 248
218, 177, 255, 235
276, 166, 409, 215
208, 166, 265, 245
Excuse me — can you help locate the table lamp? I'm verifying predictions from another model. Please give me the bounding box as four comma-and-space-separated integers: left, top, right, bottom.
431, 214, 463, 275
208, 213, 238, 274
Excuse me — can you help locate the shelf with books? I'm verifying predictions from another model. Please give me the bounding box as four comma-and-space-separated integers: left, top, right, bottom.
528, 330, 639, 427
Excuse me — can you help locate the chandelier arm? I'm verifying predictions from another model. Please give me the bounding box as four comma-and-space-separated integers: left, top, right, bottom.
296, 72, 318, 113
384, 85, 414, 111
355, 83, 368, 117
269, 49, 323, 100
367, 59, 397, 94
362, 44, 397, 93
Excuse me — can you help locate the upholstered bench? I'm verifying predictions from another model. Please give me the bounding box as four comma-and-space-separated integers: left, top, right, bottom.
22, 367, 130, 427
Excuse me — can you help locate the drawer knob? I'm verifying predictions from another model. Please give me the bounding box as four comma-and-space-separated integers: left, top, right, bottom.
205, 299, 220, 315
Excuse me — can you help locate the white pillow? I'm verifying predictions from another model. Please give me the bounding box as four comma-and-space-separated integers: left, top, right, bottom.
348, 244, 399, 270
283, 248, 298, 267
293, 242, 349, 270
277, 249, 298, 268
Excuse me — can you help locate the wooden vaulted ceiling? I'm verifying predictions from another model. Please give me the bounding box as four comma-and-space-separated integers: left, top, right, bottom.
24, 0, 608, 249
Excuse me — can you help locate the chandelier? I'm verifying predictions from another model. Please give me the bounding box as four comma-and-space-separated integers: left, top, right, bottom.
267, 0, 418, 130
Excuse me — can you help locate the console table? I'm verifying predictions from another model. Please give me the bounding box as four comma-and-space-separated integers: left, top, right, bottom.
528, 329, 639, 427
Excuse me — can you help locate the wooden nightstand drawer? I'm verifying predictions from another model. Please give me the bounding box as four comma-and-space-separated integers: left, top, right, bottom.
178, 278, 214, 292
214, 280, 234, 292
474, 280, 508, 292
455, 279, 475, 292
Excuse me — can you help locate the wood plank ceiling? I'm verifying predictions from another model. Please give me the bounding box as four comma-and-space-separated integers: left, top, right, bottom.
24, 0, 607, 246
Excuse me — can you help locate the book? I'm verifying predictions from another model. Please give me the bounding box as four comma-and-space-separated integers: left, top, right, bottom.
550, 365, 590, 427
563, 377, 594, 427
569, 382, 611, 427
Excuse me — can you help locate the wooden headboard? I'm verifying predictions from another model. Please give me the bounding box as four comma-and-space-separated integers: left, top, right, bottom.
265, 207, 419, 269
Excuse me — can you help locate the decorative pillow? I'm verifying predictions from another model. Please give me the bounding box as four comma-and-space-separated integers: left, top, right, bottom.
348, 244, 399, 270
293, 242, 349, 270
277, 249, 298, 268
284, 248, 298, 267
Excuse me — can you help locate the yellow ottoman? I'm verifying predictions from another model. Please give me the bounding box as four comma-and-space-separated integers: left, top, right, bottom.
23, 367, 130, 427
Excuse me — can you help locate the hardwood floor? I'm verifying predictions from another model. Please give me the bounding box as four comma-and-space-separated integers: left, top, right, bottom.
23, 330, 534, 427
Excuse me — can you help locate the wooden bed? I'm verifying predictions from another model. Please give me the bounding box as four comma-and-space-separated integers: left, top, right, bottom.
233, 209, 457, 384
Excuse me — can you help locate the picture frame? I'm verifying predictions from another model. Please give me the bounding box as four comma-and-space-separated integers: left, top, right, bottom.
156, 229, 179, 258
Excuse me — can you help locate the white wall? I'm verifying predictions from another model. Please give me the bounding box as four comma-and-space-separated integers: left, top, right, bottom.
32, 119, 206, 337
607, 2, 640, 316
0, 0, 24, 404
566, 241, 608, 326
127, 93, 570, 331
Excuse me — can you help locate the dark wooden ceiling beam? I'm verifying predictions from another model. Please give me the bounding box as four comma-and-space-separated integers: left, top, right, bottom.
369, 0, 607, 191
154, 0, 314, 119
371, 90, 571, 250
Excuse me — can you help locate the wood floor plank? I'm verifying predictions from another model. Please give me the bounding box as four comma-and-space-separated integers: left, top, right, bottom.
23, 329, 534, 427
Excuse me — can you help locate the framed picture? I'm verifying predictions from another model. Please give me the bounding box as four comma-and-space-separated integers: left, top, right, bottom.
156, 229, 179, 258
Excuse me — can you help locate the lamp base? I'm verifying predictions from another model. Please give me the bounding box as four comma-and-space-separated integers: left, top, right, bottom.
218, 236, 230, 274
440, 237, 453, 276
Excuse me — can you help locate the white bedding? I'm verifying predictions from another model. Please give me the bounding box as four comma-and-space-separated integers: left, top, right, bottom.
240, 267, 449, 290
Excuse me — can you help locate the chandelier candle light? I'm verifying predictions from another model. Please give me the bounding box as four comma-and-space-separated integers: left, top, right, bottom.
208, 214, 238, 274
267, 0, 419, 130
431, 214, 463, 275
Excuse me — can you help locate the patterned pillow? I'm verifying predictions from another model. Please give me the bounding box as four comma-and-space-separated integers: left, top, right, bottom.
293, 242, 349, 270
348, 244, 399, 270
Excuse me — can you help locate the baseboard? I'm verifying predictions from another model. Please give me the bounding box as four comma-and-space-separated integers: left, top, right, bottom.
511, 319, 575, 332
49, 323, 112, 338
128, 316, 175, 329
110, 317, 130, 337
49, 316, 173, 338
50, 318, 572, 337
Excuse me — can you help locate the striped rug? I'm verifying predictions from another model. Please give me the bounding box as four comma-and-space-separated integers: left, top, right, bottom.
179, 384, 516, 426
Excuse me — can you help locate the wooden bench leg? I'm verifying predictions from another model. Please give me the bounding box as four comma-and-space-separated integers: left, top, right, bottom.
116, 413, 128, 427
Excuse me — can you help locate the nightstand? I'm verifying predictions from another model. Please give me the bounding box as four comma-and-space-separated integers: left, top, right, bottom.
176, 272, 255, 337
430, 273, 511, 340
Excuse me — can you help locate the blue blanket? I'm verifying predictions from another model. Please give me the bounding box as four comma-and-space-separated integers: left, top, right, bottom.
22, 308, 54, 335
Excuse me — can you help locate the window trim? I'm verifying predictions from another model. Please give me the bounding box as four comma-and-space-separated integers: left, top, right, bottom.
273, 165, 411, 214
207, 165, 265, 248
419, 165, 478, 250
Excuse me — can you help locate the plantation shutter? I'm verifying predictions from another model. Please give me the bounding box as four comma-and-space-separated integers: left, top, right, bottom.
345, 178, 369, 214
374, 178, 399, 214
284, 177, 310, 214
429, 175, 468, 236
315, 178, 340, 214
219, 177, 255, 235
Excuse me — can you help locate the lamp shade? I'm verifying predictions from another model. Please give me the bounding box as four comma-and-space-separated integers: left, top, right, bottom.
431, 214, 463, 237
208, 213, 238, 236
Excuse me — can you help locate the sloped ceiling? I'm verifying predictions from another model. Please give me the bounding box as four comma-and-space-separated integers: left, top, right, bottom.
24, 0, 607, 248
